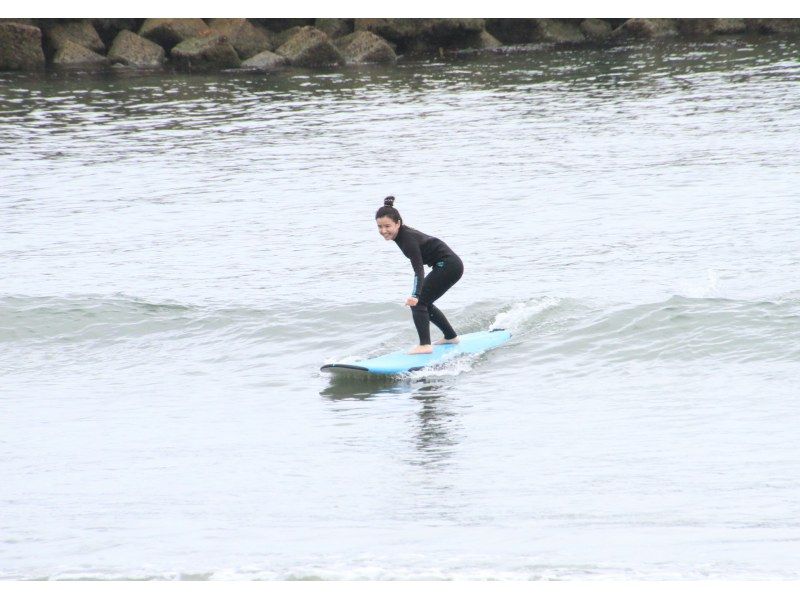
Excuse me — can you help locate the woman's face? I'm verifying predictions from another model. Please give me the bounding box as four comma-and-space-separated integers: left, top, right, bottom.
376, 216, 401, 241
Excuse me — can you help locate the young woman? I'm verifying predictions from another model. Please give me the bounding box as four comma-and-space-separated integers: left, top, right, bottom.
375, 196, 464, 354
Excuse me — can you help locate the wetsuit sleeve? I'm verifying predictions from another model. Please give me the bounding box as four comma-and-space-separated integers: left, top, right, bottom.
402, 241, 425, 297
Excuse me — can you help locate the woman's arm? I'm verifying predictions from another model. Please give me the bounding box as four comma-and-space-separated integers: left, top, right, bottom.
404, 242, 425, 299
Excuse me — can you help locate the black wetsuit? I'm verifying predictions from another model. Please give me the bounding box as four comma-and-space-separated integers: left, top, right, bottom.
394, 224, 464, 346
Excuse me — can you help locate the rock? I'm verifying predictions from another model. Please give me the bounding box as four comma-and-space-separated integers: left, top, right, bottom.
612, 18, 679, 39
108, 30, 164, 67
241, 49, 288, 71
0, 18, 34, 25
250, 19, 315, 33
52, 39, 108, 67
677, 19, 716, 36
207, 18, 274, 59
477, 19, 586, 46
335, 30, 396, 64
92, 19, 145, 46
0, 22, 45, 70
315, 19, 354, 39
273, 26, 303, 48
580, 19, 613, 41
536, 19, 585, 43
677, 19, 747, 36
171, 33, 241, 71
355, 18, 485, 53
485, 19, 541, 44
139, 18, 208, 50
431, 19, 485, 36
476, 29, 503, 49
745, 19, 800, 35
450, 29, 503, 51
46, 20, 104, 53
712, 19, 748, 34
276, 26, 343, 67
354, 18, 423, 41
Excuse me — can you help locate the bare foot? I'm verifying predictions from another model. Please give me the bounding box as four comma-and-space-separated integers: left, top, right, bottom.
408, 344, 434, 354
433, 336, 460, 345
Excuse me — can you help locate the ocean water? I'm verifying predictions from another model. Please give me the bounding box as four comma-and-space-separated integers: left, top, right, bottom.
1, 38, 800, 580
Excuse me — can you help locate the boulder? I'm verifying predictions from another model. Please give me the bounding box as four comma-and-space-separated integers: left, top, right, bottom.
273, 26, 303, 48
476, 29, 503, 49
46, 20, 105, 53
0, 22, 45, 70
207, 18, 274, 59
108, 30, 165, 67
354, 18, 423, 41
745, 19, 800, 35
139, 18, 208, 50
241, 49, 288, 71
485, 19, 541, 44
92, 19, 145, 46
0, 18, 34, 25
677, 19, 715, 36
355, 18, 485, 53
52, 39, 108, 67
250, 18, 315, 33
612, 18, 679, 39
446, 29, 503, 51
580, 19, 613, 41
713, 19, 748, 34
480, 19, 587, 46
315, 18, 354, 39
677, 19, 747, 36
171, 33, 241, 71
535, 19, 585, 43
335, 30, 396, 64
276, 26, 343, 67
425, 18, 483, 37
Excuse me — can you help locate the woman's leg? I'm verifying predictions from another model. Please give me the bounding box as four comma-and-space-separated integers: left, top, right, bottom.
410, 304, 433, 346
411, 257, 463, 345
428, 304, 458, 340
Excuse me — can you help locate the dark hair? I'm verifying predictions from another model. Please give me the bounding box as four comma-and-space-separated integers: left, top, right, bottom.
375, 196, 402, 223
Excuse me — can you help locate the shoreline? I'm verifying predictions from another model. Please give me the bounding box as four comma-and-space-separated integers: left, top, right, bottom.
2, 18, 800, 74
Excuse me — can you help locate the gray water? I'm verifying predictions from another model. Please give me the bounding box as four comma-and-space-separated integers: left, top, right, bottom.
2, 38, 800, 580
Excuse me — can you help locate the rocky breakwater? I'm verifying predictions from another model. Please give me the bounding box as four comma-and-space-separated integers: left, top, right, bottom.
1, 18, 800, 73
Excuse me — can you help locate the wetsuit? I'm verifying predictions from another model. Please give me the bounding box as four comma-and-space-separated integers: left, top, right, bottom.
394, 224, 464, 346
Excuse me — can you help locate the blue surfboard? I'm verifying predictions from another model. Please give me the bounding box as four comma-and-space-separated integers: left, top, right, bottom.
321, 329, 511, 377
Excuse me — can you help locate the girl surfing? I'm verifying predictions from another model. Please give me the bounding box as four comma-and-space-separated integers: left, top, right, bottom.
375, 196, 464, 355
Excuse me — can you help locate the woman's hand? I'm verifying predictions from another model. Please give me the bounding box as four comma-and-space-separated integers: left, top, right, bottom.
405, 297, 418, 307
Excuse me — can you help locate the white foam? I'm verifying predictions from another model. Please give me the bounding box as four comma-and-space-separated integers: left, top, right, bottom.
490, 296, 561, 333
406, 353, 477, 381
676, 269, 721, 299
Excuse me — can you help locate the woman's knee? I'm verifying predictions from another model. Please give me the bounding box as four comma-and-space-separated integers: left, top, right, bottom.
411, 301, 429, 314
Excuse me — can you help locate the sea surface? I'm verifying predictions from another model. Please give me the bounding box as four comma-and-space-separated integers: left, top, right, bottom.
1, 38, 800, 580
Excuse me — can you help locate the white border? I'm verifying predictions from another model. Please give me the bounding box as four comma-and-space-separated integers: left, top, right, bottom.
7, 1, 800, 18
4, 580, 800, 597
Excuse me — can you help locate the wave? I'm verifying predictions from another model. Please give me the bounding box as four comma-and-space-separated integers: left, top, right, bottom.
0, 294, 397, 346
4, 294, 799, 367
0, 295, 195, 344
520, 295, 800, 365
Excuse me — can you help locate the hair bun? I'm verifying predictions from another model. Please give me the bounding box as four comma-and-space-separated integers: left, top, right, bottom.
384, 196, 395, 207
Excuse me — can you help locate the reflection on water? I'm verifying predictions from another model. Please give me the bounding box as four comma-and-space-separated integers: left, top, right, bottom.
411, 385, 456, 468
321, 375, 457, 467
319, 372, 403, 400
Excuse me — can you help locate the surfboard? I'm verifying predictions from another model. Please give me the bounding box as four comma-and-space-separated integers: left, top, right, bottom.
321, 329, 511, 377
